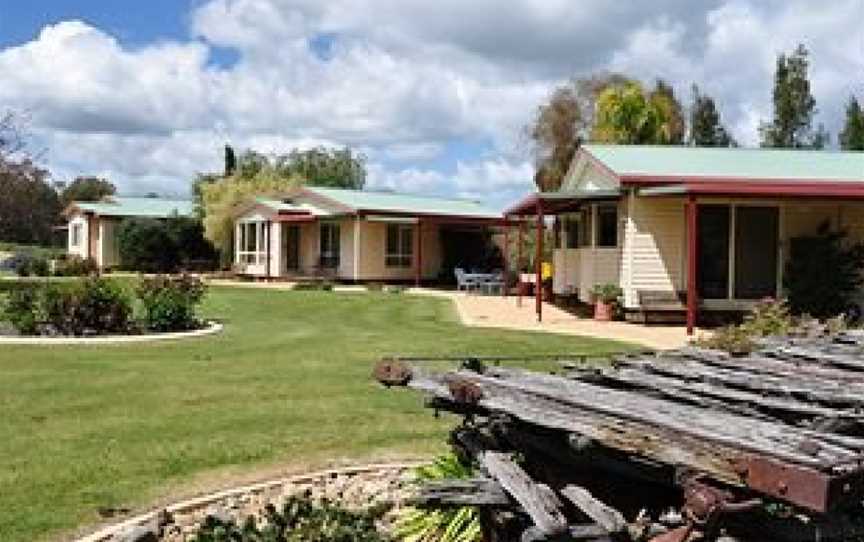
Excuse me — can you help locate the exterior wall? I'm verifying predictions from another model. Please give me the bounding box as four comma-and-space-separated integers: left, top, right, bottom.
619, 196, 864, 310
67, 214, 90, 259
356, 220, 442, 281
620, 194, 686, 308
98, 218, 121, 268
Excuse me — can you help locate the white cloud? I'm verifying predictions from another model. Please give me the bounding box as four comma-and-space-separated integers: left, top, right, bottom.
0, 0, 860, 205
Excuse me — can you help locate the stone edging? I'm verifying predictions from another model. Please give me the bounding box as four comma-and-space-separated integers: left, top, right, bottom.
75, 461, 422, 542
0, 321, 223, 345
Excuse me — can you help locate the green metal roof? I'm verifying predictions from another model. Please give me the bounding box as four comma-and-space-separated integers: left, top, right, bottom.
582, 144, 864, 182
304, 186, 501, 218
72, 197, 194, 218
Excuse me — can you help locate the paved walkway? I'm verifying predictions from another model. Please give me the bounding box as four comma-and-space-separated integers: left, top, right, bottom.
202, 280, 701, 350
413, 290, 705, 350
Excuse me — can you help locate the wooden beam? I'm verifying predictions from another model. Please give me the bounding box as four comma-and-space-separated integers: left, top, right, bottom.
415, 219, 423, 287
503, 217, 510, 298
686, 195, 698, 335
559, 485, 627, 534
536, 199, 544, 322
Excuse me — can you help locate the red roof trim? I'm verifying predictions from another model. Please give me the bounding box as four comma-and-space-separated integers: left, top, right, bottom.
621, 174, 864, 185
273, 215, 317, 223
676, 181, 864, 198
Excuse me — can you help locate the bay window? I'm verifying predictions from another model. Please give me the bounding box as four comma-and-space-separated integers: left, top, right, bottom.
238, 221, 267, 265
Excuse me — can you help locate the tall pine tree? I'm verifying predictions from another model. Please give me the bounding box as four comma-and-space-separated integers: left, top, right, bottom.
759, 44, 828, 149
839, 96, 864, 151
688, 85, 734, 147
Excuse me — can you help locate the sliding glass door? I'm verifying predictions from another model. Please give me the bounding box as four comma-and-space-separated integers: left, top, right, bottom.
696, 204, 779, 300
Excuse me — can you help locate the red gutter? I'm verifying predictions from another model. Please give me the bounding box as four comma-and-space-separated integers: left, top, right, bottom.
641, 181, 864, 198
273, 215, 317, 223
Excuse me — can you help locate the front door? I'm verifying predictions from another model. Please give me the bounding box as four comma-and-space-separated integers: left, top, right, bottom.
734, 206, 779, 299
283, 225, 300, 271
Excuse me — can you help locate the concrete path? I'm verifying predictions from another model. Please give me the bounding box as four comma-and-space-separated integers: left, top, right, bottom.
412, 289, 705, 350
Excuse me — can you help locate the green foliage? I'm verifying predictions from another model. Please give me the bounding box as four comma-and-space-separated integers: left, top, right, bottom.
785, 222, 864, 319
117, 216, 217, 272
118, 218, 177, 272
1, 278, 133, 336
590, 283, 623, 304
189, 496, 388, 542
53, 255, 99, 277
696, 324, 756, 355
1, 287, 40, 334
839, 95, 864, 151
42, 278, 133, 336
293, 280, 334, 291
591, 80, 685, 145
688, 85, 735, 147
394, 454, 482, 542
742, 298, 793, 337
59, 176, 116, 205
759, 44, 828, 149
136, 274, 207, 332
8, 250, 50, 277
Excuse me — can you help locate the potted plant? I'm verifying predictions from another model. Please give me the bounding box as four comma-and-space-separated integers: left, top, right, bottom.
590, 283, 623, 322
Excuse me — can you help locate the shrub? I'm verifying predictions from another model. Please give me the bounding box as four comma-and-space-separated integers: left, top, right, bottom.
136, 274, 207, 332
9, 250, 49, 277
190, 496, 388, 542
742, 298, 793, 337
394, 453, 482, 542
1, 287, 40, 334
785, 222, 864, 319
43, 278, 132, 336
590, 283, 623, 304
118, 218, 178, 273
54, 255, 99, 277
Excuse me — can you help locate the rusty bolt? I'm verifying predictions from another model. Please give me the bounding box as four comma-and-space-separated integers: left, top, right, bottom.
447, 378, 484, 404
777, 481, 788, 495
373, 358, 413, 387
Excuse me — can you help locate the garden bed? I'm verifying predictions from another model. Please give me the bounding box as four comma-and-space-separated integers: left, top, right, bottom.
77, 462, 418, 542
0, 320, 222, 345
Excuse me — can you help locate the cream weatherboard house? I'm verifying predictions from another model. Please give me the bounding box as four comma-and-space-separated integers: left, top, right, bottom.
232, 186, 501, 282
64, 197, 194, 268
505, 144, 864, 332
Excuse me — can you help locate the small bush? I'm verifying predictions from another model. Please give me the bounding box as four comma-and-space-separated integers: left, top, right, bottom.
294, 280, 334, 291
54, 256, 99, 277
590, 283, 623, 304
190, 496, 388, 542
136, 274, 207, 332
9, 251, 50, 277
1, 287, 40, 334
43, 278, 132, 336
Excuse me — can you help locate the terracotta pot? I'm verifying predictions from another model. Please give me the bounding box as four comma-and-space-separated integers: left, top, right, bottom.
594, 301, 613, 321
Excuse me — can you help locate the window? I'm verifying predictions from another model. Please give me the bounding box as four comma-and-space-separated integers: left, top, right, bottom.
238, 222, 266, 264
595, 205, 618, 247
565, 217, 580, 249
320, 223, 340, 268
71, 224, 82, 247
386, 224, 414, 267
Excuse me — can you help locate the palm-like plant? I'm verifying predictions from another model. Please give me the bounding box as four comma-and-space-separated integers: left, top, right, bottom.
394, 454, 483, 542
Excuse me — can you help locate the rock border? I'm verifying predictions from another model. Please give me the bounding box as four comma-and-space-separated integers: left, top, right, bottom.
0, 321, 223, 345
75, 461, 421, 542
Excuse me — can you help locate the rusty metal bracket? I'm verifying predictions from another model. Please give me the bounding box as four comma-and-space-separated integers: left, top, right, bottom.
732, 455, 863, 513
373, 358, 413, 387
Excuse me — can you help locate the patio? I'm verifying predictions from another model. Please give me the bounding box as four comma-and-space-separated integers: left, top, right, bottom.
434, 290, 705, 350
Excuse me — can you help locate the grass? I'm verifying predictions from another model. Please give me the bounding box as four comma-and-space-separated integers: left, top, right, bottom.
0, 286, 634, 541
0, 242, 64, 259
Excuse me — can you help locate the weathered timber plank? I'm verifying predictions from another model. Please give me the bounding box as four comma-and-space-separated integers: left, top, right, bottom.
559, 485, 627, 533
472, 367, 863, 467
482, 451, 569, 536
411, 477, 510, 506
683, 348, 864, 385
521, 524, 612, 541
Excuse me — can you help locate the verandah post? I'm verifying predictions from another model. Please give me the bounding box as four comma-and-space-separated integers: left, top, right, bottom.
502, 217, 509, 298
686, 195, 699, 335
536, 198, 543, 322
415, 219, 423, 288
517, 219, 524, 307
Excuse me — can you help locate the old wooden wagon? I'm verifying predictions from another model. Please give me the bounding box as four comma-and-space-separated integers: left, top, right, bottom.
374, 332, 864, 541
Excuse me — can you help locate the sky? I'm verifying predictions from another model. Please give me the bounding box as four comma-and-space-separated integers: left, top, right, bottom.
0, 1, 862, 210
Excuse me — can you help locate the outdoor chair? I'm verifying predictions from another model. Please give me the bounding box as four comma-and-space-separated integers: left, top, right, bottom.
480, 273, 505, 295
454, 267, 480, 292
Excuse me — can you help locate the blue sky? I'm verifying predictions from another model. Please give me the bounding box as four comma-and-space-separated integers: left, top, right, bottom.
0, 1, 861, 209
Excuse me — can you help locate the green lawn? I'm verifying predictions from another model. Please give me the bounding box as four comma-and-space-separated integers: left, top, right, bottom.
0, 286, 633, 541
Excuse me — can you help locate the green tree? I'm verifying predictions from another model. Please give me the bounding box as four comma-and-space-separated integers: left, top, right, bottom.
591, 81, 683, 144
60, 176, 116, 205
0, 112, 61, 245
117, 218, 178, 272
224, 144, 237, 176
528, 74, 631, 191
279, 147, 366, 189
839, 95, 864, 151
759, 44, 828, 148
649, 79, 685, 144
688, 85, 735, 146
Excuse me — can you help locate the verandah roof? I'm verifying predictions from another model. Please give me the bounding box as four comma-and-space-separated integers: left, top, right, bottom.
504, 189, 620, 216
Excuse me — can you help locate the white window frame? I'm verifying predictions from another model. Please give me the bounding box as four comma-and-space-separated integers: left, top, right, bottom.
237, 221, 267, 265
319, 222, 340, 268
385, 224, 414, 268
71, 223, 82, 247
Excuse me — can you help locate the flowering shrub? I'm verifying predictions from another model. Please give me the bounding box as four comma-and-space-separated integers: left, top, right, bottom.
135, 274, 207, 332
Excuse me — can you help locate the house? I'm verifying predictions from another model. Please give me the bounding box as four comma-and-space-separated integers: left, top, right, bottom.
504, 144, 864, 333
64, 197, 194, 268
232, 186, 501, 283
